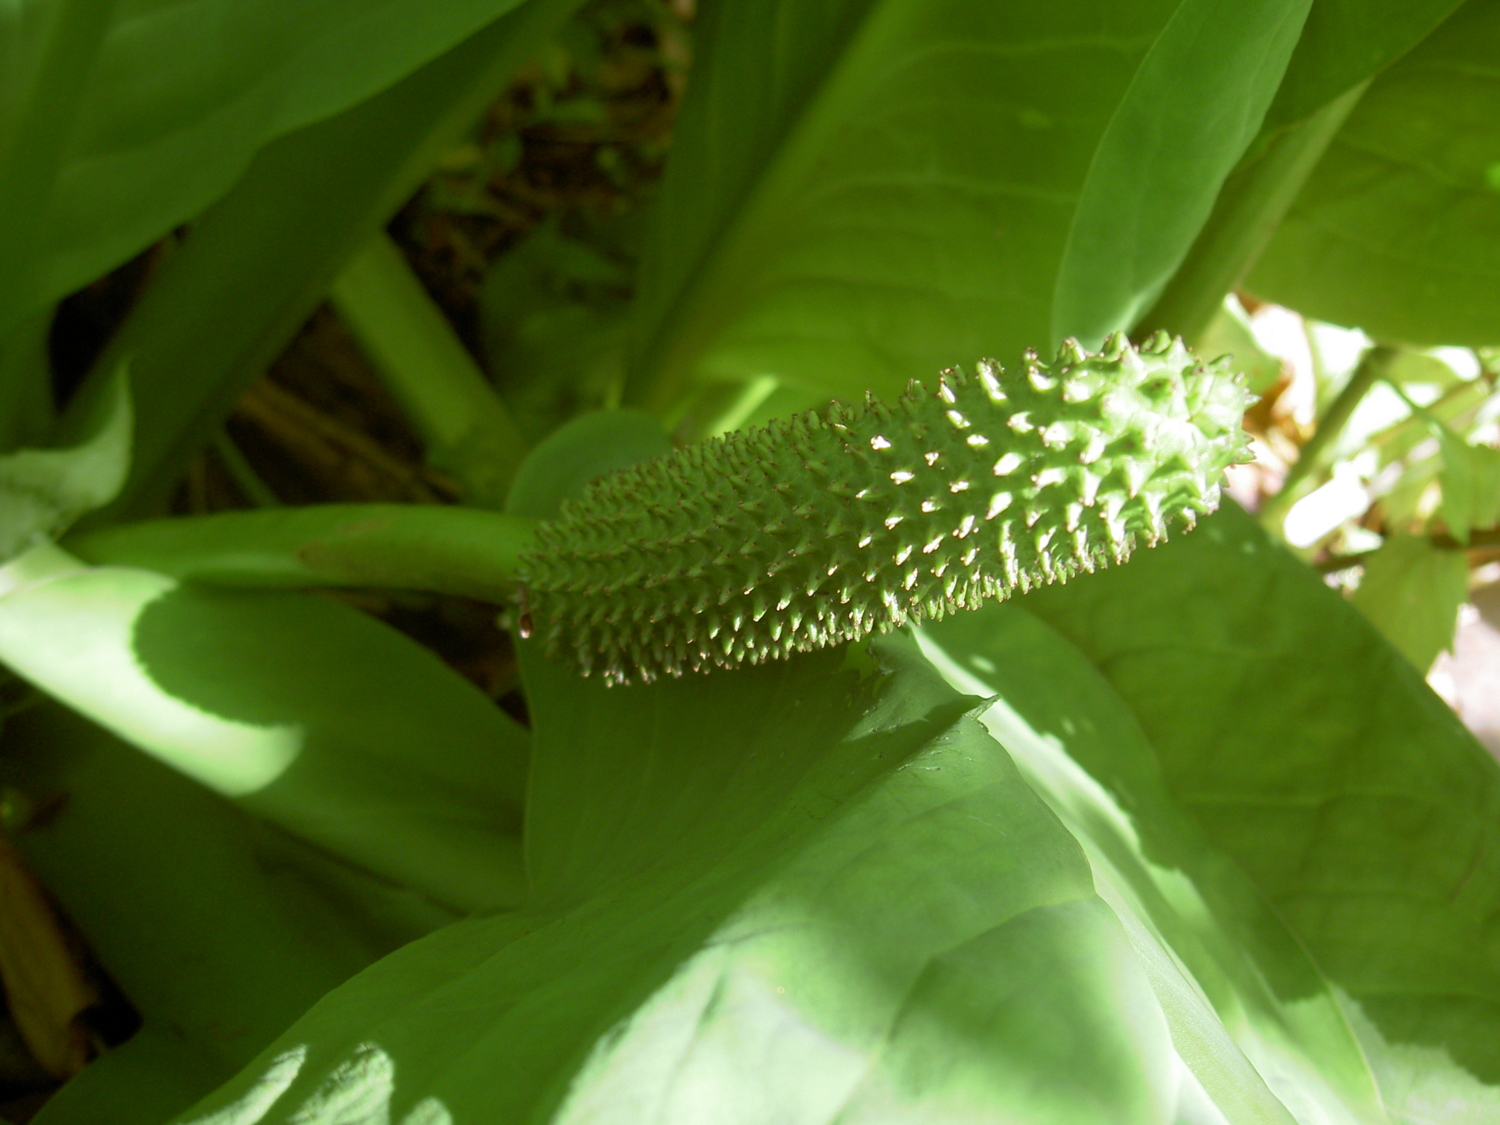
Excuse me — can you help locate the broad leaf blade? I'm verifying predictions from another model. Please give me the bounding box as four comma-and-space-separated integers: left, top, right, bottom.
166, 634, 1178, 1125
918, 606, 1386, 1124
1052, 0, 1310, 346
0, 557, 529, 913
1018, 500, 1500, 1113
625, 0, 1473, 399
1249, 0, 1500, 347
162, 413, 1179, 1124
629, 0, 1310, 411
0, 0, 534, 322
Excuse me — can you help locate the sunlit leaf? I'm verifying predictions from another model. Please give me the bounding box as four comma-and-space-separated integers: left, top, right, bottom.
1021, 501, 1500, 1105
0, 551, 528, 913
1351, 533, 1470, 670
0, 0, 535, 324
917, 605, 1386, 1123
627, 0, 1309, 410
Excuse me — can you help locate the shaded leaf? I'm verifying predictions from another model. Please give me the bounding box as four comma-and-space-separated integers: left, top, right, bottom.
1249, 0, 1500, 347
478, 224, 634, 442
1264, 0, 1465, 130
56, 0, 583, 524
3, 705, 438, 1125
0, 551, 529, 913
0, 0, 534, 323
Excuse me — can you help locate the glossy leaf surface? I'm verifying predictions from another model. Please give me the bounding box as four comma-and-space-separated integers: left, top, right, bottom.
1020, 500, 1500, 1116
164, 412, 1174, 1123
159, 415, 1500, 1124
0, 552, 529, 913
0, 0, 532, 323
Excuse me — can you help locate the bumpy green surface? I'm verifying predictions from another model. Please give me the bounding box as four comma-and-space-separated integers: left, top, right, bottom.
520, 332, 1252, 683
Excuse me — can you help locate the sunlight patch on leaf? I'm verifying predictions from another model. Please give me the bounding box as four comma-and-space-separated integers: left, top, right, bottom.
1340, 993, 1500, 1125
2, 0, 534, 320
182, 1046, 306, 1125
917, 608, 1386, 1124
178, 1042, 452, 1125
1020, 501, 1500, 1101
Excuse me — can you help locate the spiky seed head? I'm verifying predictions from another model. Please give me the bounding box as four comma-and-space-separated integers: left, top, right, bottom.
519, 334, 1253, 684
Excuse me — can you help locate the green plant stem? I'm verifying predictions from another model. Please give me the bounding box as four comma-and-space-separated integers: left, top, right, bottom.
331, 232, 527, 506
1316, 528, 1500, 572
1135, 82, 1369, 345
0, 0, 116, 338
210, 431, 282, 508
65, 504, 536, 602
59, 0, 585, 527
1262, 343, 1396, 531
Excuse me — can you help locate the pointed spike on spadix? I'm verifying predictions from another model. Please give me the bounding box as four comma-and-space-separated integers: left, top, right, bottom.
1056, 338, 1086, 365
977, 359, 1007, 402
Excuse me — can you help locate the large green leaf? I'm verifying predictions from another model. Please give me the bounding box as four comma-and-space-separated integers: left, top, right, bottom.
917, 606, 1388, 1123
2, 705, 450, 1125
164, 635, 1179, 1125
0, 547, 529, 913
626, 0, 1310, 413
1051, 0, 1311, 345
1248, 0, 1500, 347
159, 413, 1182, 1124
157, 412, 1500, 1124
0, 0, 534, 325
1016, 500, 1500, 1116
